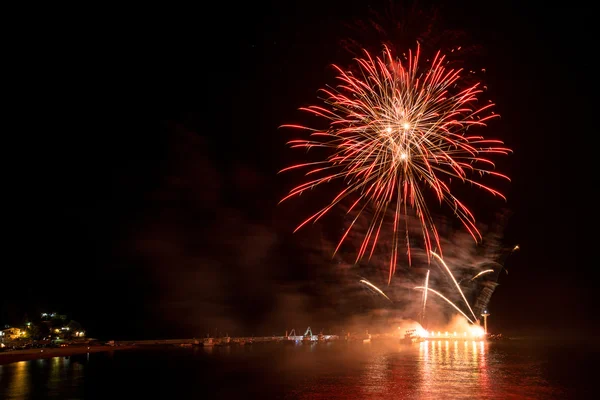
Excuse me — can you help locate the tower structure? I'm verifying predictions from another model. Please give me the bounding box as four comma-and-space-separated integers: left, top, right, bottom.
481, 310, 490, 334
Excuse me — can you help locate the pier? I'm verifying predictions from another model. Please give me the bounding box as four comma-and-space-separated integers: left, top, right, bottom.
111, 335, 341, 346
109, 328, 342, 347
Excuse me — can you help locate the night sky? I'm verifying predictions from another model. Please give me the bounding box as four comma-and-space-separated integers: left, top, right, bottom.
4, 1, 586, 340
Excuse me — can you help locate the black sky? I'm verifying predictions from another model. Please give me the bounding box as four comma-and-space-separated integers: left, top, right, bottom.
4, 1, 587, 340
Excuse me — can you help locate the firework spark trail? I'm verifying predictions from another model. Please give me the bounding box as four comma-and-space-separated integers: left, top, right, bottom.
431, 251, 477, 321
421, 269, 430, 325
359, 279, 393, 303
470, 269, 494, 281
414, 286, 474, 324
280, 44, 511, 284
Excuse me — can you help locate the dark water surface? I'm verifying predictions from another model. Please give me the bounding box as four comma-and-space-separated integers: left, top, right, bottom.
0, 339, 594, 399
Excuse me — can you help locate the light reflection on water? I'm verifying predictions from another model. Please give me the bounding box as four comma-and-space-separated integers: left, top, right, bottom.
5, 361, 27, 399
0, 340, 590, 399
331, 340, 494, 399
416, 340, 490, 398
285, 340, 577, 399
1, 356, 86, 400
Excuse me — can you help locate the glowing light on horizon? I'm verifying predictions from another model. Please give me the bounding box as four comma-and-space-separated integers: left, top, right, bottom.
469, 325, 485, 338
415, 326, 429, 338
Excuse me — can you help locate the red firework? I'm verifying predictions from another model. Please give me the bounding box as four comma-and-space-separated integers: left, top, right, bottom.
280, 44, 511, 284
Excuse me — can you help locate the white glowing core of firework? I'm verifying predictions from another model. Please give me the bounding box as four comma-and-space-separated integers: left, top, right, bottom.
469, 325, 485, 337
415, 326, 429, 338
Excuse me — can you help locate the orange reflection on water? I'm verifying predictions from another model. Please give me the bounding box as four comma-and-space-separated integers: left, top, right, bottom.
419, 341, 433, 387
479, 340, 490, 392
418, 340, 489, 398
6, 361, 28, 399
361, 352, 392, 396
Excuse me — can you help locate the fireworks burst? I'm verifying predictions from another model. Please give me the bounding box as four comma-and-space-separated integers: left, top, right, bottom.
280, 44, 511, 284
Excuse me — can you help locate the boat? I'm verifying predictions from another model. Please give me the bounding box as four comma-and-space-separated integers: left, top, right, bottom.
487, 333, 508, 341
215, 336, 231, 346
202, 337, 214, 347
401, 329, 425, 345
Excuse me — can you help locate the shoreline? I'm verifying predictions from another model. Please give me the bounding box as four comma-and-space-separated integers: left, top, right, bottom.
0, 345, 136, 365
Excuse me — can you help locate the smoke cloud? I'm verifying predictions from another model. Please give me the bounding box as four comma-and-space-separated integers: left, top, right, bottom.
116, 123, 512, 339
